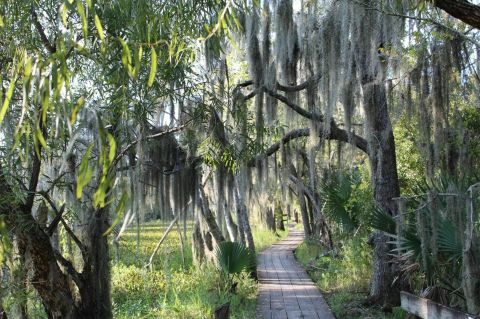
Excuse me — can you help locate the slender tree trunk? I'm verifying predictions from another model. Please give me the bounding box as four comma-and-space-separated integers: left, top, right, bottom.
234, 169, 255, 250
297, 188, 312, 236
224, 202, 238, 241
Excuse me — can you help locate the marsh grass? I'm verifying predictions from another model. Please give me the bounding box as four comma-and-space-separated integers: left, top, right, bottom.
112, 220, 287, 318
295, 237, 405, 319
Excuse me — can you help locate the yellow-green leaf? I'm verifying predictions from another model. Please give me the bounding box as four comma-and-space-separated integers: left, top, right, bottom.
107, 133, 116, 163
76, 143, 94, 199
33, 125, 47, 159
0, 16, 4, 28
61, 4, 68, 26
103, 192, 128, 236
132, 45, 143, 78
77, 1, 88, 38
24, 56, 32, 78
148, 47, 157, 87
70, 96, 85, 125
94, 15, 104, 41
41, 79, 50, 125
0, 76, 17, 125
119, 38, 133, 75
36, 126, 47, 149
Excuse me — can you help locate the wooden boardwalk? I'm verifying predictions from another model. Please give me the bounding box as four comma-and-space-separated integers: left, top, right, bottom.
256, 229, 336, 319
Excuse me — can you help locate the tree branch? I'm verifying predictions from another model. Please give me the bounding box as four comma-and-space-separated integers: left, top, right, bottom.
31, 7, 56, 54
110, 120, 192, 170
53, 250, 83, 289
236, 74, 322, 93
434, 0, 480, 29
39, 192, 88, 259
276, 73, 322, 92
262, 87, 325, 121
248, 126, 369, 166
45, 203, 65, 236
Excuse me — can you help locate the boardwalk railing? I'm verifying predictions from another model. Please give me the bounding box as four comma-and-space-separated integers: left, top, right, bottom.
401, 292, 480, 319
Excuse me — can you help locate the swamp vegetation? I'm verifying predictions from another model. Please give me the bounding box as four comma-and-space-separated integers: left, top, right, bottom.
0, 0, 480, 318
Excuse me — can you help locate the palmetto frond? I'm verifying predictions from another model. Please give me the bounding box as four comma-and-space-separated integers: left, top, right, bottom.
437, 217, 463, 262
320, 173, 358, 232
369, 205, 396, 235
215, 241, 256, 275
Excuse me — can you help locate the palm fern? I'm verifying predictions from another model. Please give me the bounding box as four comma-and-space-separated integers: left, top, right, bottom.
215, 241, 256, 275
437, 217, 463, 262
369, 205, 396, 235
320, 173, 359, 232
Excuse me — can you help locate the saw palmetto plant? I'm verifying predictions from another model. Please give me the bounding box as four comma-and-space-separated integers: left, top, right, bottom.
370, 176, 479, 310
215, 241, 256, 276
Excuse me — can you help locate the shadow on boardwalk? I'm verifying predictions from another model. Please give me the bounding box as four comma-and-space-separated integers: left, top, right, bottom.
256, 228, 335, 319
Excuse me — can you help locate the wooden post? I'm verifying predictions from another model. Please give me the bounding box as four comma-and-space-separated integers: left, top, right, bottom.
427, 190, 439, 263
396, 198, 406, 251
462, 184, 480, 315
416, 205, 429, 274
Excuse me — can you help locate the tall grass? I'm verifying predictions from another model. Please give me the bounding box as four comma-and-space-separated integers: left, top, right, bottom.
112, 220, 286, 318
295, 237, 405, 319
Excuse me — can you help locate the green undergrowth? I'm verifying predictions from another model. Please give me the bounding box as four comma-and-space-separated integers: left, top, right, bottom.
112, 221, 287, 318
295, 237, 406, 319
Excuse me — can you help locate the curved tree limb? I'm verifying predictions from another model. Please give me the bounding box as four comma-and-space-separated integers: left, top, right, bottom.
276, 73, 322, 92
434, 0, 480, 29
248, 126, 369, 166
262, 87, 324, 121
235, 74, 322, 93
111, 120, 192, 170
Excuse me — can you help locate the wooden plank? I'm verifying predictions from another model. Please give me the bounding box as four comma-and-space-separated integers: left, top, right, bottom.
401, 291, 480, 319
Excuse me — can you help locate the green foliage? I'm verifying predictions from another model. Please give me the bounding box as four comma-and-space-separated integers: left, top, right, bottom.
0, 216, 10, 262
111, 221, 283, 319
369, 205, 396, 235
296, 238, 372, 292
437, 218, 463, 261
319, 170, 373, 234
215, 241, 256, 275
295, 238, 398, 318
76, 143, 94, 199
394, 115, 425, 193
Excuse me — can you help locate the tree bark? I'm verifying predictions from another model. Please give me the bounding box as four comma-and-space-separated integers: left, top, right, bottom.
0, 164, 78, 318
78, 208, 112, 319
234, 169, 255, 251
434, 0, 480, 29
361, 82, 401, 306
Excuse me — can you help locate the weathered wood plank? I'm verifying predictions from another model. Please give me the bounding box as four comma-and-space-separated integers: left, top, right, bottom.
401, 291, 480, 319
255, 228, 335, 319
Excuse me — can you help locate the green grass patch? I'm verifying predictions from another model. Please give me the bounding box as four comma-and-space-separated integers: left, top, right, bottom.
112, 221, 287, 318
295, 237, 402, 319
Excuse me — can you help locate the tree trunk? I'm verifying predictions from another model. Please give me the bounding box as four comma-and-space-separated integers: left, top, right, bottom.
234, 169, 255, 251
275, 204, 285, 231
0, 164, 78, 318
192, 215, 206, 264
297, 188, 312, 237
77, 208, 112, 319
198, 186, 225, 245
224, 202, 238, 242
362, 82, 401, 306
265, 207, 276, 232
